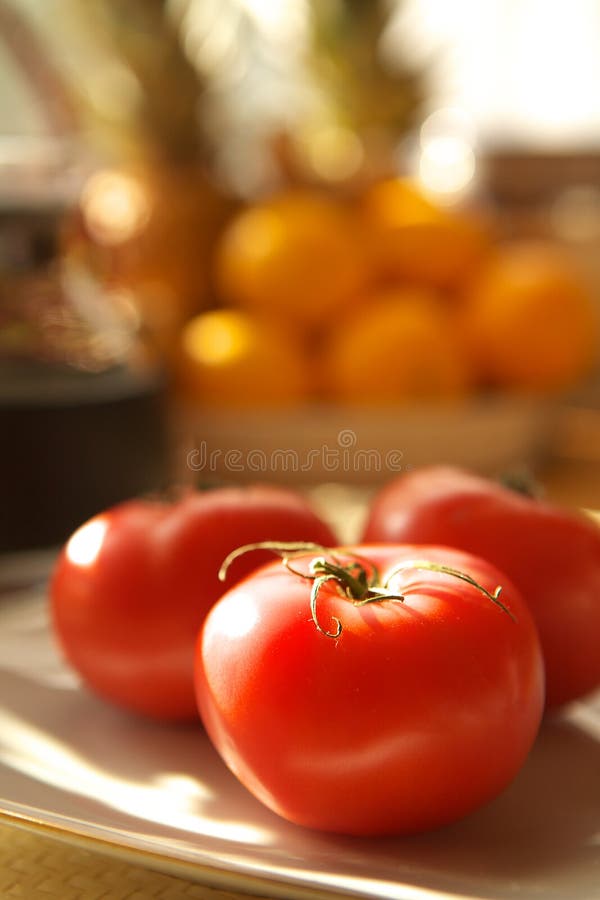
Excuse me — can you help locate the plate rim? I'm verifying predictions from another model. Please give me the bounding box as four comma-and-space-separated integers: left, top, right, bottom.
0, 805, 348, 900
0, 803, 467, 900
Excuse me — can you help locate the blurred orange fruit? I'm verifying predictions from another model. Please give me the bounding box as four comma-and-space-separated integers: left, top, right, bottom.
363, 178, 489, 289
215, 191, 368, 329
324, 289, 471, 405
177, 309, 309, 408
459, 243, 599, 391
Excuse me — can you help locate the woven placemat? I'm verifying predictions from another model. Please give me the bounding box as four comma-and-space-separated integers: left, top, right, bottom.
0, 821, 269, 900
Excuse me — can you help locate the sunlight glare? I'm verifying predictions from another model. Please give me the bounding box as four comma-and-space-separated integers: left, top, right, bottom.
417, 108, 476, 198
66, 518, 108, 568
238, 0, 305, 45
418, 137, 475, 197
81, 170, 150, 246
0, 708, 269, 845
208, 594, 260, 641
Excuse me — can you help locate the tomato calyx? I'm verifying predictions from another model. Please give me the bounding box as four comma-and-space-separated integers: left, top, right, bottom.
220, 541, 401, 637
219, 543, 514, 638
303, 556, 407, 638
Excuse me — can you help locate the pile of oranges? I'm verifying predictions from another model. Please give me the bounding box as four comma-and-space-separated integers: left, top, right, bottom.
176, 179, 599, 408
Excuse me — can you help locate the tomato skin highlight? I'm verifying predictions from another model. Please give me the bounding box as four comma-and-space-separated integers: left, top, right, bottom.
195, 544, 544, 836
362, 466, 600, 708
50, 486, 337, 721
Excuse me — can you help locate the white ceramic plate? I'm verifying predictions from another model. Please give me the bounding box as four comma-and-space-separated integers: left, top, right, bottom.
0, 585, 599, 900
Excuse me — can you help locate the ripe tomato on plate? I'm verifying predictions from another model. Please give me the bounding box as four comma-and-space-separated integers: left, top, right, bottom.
362, 466, 600, 708
195, 543, 544, 836
50, 486, 337, 721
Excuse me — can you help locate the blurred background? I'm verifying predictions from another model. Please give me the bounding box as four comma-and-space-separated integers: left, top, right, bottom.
3, 0, 600, 550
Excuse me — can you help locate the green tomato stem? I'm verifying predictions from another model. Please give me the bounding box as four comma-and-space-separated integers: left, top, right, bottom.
218, 543, 513, 640
383, 559, 515, 622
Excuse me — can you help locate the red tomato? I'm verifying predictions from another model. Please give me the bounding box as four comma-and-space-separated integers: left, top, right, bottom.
50, 486, 337, 721
195, 543, 543, 836
363, 466, 600, 708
